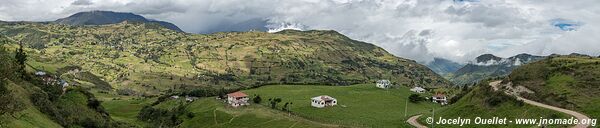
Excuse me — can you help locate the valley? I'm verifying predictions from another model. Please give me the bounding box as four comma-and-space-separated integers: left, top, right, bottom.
0, 11, 598, 128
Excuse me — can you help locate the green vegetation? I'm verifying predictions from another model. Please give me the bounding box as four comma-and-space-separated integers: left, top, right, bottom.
242, 84, 435, 127
509, 55, 600, 119
0, 21, 449, 96
420, 81, 570, 127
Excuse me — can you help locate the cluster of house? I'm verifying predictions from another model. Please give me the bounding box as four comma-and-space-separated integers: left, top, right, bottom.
35, 71, 70, 91
170, 95, 199, 102
377, 79, 447, 105
218, 80, 447, 108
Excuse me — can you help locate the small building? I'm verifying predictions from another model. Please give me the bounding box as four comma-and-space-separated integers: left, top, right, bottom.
376, 80, 392, 89
171, 95, 180, 99
432, 93, 448, 105
410, 87, 426, 93
311, 95, 337, 108
35, 71, 47, 76
185, 96, 198, 102
59, 80, 69, 88
227, 91, 249, 107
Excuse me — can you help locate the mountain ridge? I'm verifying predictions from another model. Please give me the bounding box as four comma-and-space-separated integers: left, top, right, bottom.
54, 10, 183, 32
449, 53, 545, 85
0, 21, 450, 96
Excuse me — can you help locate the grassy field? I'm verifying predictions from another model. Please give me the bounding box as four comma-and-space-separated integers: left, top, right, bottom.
242, 84, 438, 127
177, 98, 331, 128
101, 97, 156, 127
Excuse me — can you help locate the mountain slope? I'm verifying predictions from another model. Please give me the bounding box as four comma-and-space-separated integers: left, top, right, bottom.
449, 53, 544, 85
426, 57, 463, 76
55, 11, 183, 32
0, 21, 450, 96
508, 55, 600, 119
419, 80, 571, 128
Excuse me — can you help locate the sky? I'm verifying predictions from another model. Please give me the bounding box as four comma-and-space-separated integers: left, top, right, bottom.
1, 0, 599, 63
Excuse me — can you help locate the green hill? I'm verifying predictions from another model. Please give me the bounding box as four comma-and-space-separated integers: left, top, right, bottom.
508, 55, 600, 119
0, 46, 124, 127
0, 21, 449, 96
419, 80, 570, 127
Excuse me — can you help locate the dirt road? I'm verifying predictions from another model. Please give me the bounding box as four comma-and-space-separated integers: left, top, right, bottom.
489, 81, 591, 128
407, 115, 427, 128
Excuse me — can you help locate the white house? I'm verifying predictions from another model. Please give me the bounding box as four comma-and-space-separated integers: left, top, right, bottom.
35, 71, 47, 76
410, 87, 426, 93
185, 96, 198, 102
227, 91, 249, 107
376, 80, 392, 89
432, 93, 448, 105
311, 95, 337, 108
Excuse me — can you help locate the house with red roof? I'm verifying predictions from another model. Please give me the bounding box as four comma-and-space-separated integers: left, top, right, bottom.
227, 91, 249, 107
432, 93, 448, 105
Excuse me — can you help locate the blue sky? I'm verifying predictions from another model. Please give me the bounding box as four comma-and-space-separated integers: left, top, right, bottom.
0, 0, 598, 63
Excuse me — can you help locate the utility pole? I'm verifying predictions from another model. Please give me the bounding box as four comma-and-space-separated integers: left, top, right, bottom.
432, 107, 435, 128
404, 96, 408, 117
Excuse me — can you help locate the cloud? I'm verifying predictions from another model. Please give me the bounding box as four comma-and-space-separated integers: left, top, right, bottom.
71, 0, 93, 6
0, 0, 598, 63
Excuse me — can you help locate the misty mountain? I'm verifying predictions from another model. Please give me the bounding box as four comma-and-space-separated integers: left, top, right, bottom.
200, 18, 269, 33
425, 57, 464, 76
54, 10, 183, 32
449, 53, 545, 85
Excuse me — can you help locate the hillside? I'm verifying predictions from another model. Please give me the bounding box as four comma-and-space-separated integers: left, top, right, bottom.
0, 21, 449, 96
508, 55, 600, 119
449, 53, 544, 85
419, 80, 571, 127
0, 46, 124, 127
55, 11, 183, 32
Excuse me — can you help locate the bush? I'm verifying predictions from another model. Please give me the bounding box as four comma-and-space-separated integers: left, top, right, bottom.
408, 94, 424, 103
252, 95, 262, 104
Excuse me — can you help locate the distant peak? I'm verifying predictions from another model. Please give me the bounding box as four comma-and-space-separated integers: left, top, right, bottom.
475, 54, 501, 63
55, 10, 183, 32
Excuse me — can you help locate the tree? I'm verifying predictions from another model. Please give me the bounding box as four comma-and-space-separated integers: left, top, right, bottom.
252, 95, 262, 104
269, 98, 282, 109
218, 88, 227, 99
409, 94, 424, 103
282, 102, 289, 111
0, 47, 17, 80
15, 43, 28, 79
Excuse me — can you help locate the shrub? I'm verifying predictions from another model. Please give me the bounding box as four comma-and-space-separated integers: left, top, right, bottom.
252, 95, 262, 104
408, 94, 424, 103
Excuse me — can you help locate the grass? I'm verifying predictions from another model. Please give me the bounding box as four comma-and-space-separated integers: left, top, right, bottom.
242, 84, 437, 127
178, 97, 330, 128
509, 56, 600, 119
101, 98, 155, 127
419, 84, 571, 128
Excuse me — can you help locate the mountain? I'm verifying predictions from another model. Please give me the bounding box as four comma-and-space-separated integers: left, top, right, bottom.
425, 57, 463, 76
54, 11, 183, 32
449, 53, 545, 85
508, 55, 600, 119
0, 21, 450, 96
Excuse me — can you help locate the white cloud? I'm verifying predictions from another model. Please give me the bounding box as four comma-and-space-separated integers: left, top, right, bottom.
0, 0, 598, 63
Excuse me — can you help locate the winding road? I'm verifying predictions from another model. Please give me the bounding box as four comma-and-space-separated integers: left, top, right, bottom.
406, 81, 592, 128
407, 114, 427, 128
489, 81, 591, 128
